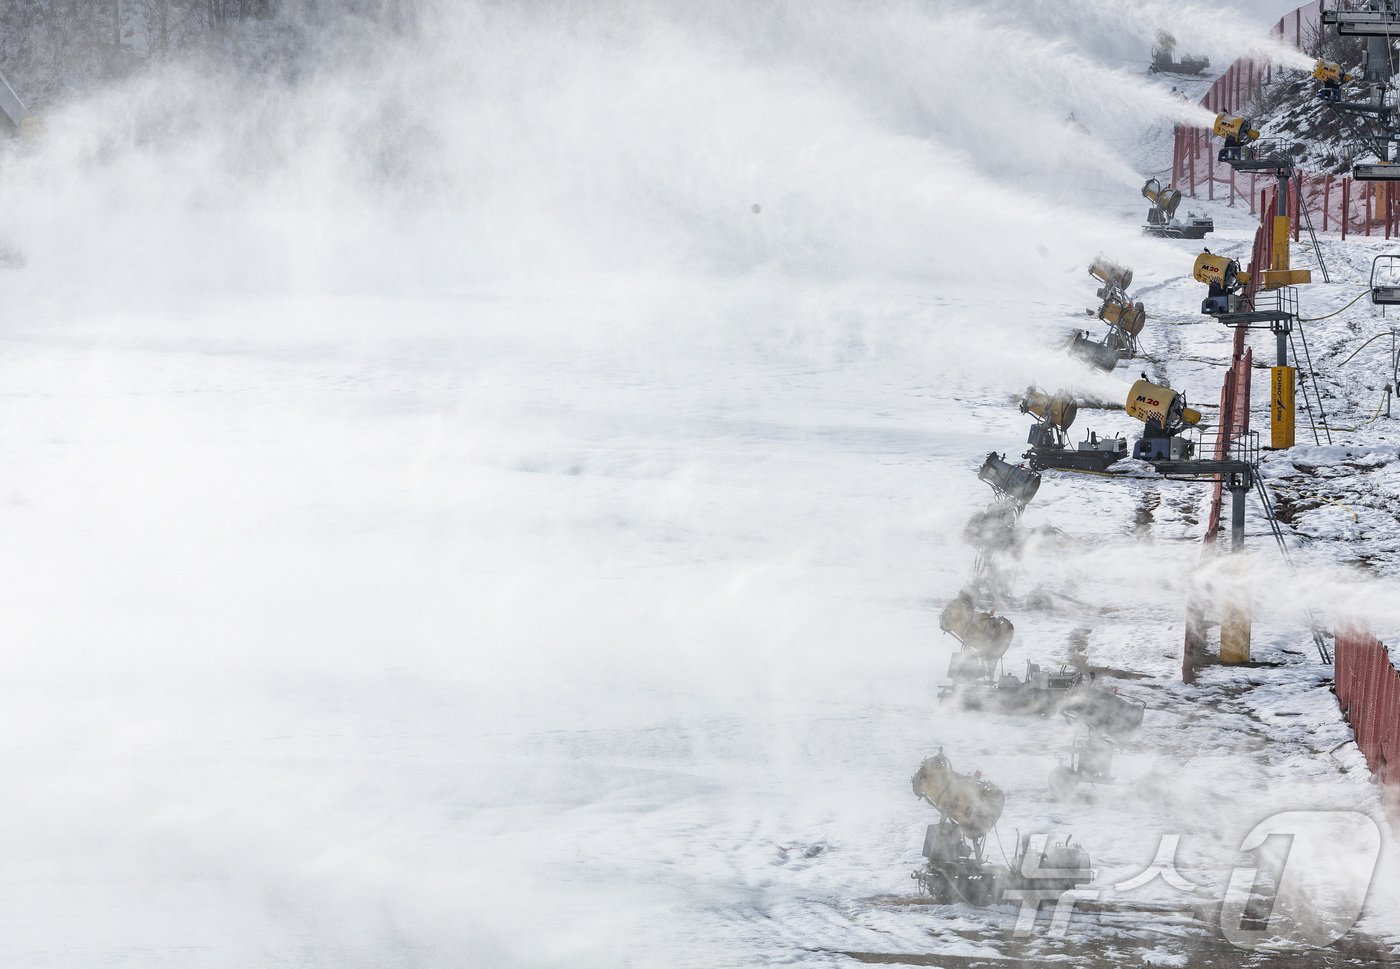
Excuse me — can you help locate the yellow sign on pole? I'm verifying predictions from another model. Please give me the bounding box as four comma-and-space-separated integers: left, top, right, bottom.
1273, 215, 1291, 272
1272, 365, 1295, 449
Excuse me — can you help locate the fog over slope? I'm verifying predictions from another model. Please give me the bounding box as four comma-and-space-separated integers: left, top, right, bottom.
0, 2, 1374, 967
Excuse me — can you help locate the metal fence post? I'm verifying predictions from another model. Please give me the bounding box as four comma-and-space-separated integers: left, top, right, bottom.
1343, 178, 1350, 240
1189, 131, 1197, 196
1294, 176, 1301, 242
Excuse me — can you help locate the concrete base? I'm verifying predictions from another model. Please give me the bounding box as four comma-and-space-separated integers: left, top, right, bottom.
1220, 604, 1253, 664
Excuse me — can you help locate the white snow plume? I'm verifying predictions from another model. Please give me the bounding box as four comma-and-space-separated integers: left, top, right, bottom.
1188, 549, 1400, 640
697, 2, 1220, 193
0, 2, 1203, 386
983, 0, 1319, 75
1021, 528, 1400, 646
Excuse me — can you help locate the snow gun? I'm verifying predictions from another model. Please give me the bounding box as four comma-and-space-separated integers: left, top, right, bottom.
911, 752, 1005, 839
1314, 58, 1353, 102
939, 591, 1014, 674
1141, 178, 1182, 220
1126, 379, 1202, 433
1022, 387, 1078, 453
1127, 378, 1201, 461
977, 452, 1041, 508
1021, 387, 1077, 433
1212, 113, 1260, 147
1097, 293, 1147, 336
1088, 256, 1133, 293
1193, 251, 1250, 315
1213, 113, 1261, 162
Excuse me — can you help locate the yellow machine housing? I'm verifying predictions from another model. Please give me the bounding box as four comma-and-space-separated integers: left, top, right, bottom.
1213, 113, 1260, 145
1313, 59, 1352, 85
1271, 366, 1296, 449
1259, 214, 1313, 289
1192, 252, 1249, 291
1126, 379, 1202, 429
1100, 296, 1147, 336
910, 753, 1005, 839
1022, 387, 1077, 431
1089, 256, 1133, 292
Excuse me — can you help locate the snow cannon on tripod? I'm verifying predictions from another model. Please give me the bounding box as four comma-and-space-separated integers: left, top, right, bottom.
1068, 329, 1124, 371
1088, 256, 1133, 294
940, 591, 1014, 682
912, 752, 1005, 839
1142, 177, 1213, 238
977, 452, 1040, 509
1021, 389, 1127, 473
1194, 251, 1250, 316
1212, 113, 1260, 161
1126, 378, 1201, 461
1020, 387, 1077, 451
908, 753, 1094, 904
1096, 292, 1146, 348
910, 752, 1006, 904
1142, 179, 1182, 222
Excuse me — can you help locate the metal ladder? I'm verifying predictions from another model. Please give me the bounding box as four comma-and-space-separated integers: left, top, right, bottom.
1289, 324, 1334, 445
1296, 185, 1332, 283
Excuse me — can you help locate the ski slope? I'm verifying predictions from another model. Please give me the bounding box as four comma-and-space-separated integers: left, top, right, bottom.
0, 2, 1397, 967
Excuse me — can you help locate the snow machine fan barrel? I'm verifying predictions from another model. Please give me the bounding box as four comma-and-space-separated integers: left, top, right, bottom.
1126, 379, 1202, 432
1099, 295, 1147, 336
1193, 252, 1248, 293
977, 452, 1040, 506
939, 591, 1014, 661
1021, 387, 1078, 432
910, 753, 1005, 839
1088, 256, 1133, 292
1141, 178, 1182, 219
1313, 59, 1351, 85
1212, 113, 1260, 146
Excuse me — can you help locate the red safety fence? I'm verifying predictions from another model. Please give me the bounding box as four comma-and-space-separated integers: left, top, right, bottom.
1175, 129, 1400, 237
1245, 190, 1277, 301
1202, 349, 1253, 547
1334, 627, 1400, 819
1197, 0, 1320, 114
1198, 187, 1275, 548
1186, 340, 1253, 683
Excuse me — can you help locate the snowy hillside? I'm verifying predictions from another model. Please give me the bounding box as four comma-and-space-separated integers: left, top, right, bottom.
0, 2, 1397, 967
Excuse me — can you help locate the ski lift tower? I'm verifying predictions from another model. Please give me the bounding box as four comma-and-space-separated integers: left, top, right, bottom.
1321, 2, 1400, 177
1323, 0, 1400, 34
1210, 131, 1323, 449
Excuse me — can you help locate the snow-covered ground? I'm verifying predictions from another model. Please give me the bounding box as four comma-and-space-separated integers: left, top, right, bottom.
0, 2, 1397, 967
